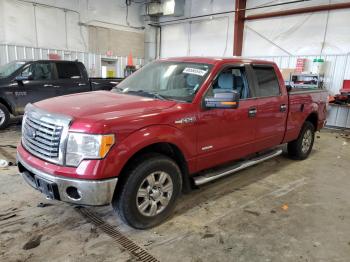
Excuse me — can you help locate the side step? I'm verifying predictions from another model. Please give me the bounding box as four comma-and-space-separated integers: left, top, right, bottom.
193, 149, 283, 186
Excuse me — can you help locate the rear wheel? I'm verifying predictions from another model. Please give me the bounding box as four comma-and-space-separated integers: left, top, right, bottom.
113, 153, 182, 229
0, 104, 10, 130
288, 121, 315, 160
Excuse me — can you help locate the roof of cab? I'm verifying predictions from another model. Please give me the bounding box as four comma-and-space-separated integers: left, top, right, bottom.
160, 56, 274, 65
14, 59, 80, 63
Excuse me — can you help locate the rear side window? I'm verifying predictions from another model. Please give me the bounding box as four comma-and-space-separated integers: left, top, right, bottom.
252, 66, 280, 97
56, 63, 81, 79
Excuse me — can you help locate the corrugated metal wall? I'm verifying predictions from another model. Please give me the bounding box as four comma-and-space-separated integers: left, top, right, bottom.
0, 43, 144, 78
250, 54, 350, 95
327, 105, 350, 128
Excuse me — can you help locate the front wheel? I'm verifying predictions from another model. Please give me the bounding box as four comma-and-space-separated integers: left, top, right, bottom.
113, 153, 182, 229
288, 121, 315, 160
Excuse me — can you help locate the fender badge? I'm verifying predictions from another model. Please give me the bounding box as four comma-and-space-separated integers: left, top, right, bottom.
201, 145, 213, 151
174, 116, 196, 124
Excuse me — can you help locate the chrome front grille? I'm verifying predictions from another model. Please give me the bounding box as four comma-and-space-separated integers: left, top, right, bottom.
23, 116, 62, 160
21, 104, 72, 165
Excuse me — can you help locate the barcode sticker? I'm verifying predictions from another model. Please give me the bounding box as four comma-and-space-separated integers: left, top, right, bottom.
183, 68, 208, 76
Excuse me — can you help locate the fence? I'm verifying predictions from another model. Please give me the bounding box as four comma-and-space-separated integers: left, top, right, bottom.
0, 44, 144, 78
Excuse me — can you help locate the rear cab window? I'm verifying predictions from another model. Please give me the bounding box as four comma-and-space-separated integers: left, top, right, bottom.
252, 66, 281, 97
56, 62, 82, 79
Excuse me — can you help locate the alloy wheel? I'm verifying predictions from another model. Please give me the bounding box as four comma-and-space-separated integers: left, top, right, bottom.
0, 109, 5, 126
301, 129, 312, 154
136, 171, 173, 217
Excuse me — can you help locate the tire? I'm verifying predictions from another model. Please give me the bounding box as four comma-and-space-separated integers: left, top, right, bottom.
112, 153, 182, 229
0, 104, 10, 130
287, 121, 315, 160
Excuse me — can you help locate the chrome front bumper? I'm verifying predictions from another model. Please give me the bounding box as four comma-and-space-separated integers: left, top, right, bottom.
17, 153, 118, 206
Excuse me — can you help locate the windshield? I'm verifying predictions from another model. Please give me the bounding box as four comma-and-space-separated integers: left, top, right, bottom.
0, 61, 26, 78
114, 61, 212, 102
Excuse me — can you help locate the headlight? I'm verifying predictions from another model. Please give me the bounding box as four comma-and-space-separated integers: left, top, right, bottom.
21, 113, 27, 134
66, 133, 115, 167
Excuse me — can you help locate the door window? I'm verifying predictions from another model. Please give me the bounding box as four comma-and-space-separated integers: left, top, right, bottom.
252, 66, 280, 97
21, 63, 53, 80
206, 67, 250, 99
56, 63, 81, 79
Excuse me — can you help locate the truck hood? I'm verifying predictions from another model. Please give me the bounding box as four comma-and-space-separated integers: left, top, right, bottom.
34, 91, 177, 120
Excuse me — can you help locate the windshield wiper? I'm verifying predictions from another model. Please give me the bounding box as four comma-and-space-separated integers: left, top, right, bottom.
147, 91, 168, 100
112, 87, 124, 92
125, 90, 168, 100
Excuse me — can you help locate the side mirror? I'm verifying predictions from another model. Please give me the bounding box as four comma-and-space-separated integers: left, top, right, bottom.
204, 90, 239, 109
286, 85, 292, 92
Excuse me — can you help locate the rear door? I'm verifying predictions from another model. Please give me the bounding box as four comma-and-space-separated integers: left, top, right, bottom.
54, 62, 90, 96
250, 65, 288, 152
196, 64, 258, 171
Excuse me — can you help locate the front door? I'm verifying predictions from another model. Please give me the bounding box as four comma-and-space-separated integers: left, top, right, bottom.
13, 62, 57, 113
196, 65, 258, 171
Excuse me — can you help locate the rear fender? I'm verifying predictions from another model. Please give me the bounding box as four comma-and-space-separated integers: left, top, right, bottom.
305, 102, 321, 129
284, 101, 319, 143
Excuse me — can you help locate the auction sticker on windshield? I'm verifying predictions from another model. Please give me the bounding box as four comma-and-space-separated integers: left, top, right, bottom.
183, 67, 208, 76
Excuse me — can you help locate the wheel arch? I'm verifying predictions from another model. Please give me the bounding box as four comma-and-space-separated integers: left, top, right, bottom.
115, 142, 193, 197
305, 111, 318, 130
0, 97, 13, 114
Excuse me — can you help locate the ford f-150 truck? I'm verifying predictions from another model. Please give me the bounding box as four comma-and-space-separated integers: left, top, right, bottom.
17, 57, 328, 229
0, 60, 123, 129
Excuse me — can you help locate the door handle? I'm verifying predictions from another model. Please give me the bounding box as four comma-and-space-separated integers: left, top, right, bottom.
44, 84, 53, 87
78, 83, 87, 86
280, 104, 287, 112
248, 107, 257, 118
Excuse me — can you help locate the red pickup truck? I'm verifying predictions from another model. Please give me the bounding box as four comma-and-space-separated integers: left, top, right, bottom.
17, 57, 328, 229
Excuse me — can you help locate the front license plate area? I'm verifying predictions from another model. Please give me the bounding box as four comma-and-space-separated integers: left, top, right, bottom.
35, 177, 59, 200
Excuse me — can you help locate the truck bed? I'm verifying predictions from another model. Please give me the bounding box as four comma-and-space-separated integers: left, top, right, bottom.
289, 87, 327, 94
283, 88, 328, 143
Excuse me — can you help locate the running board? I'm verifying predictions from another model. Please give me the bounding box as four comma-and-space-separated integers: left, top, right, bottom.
193, 149, 283, 186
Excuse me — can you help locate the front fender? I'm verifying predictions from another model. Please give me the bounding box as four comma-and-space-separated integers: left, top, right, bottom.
105, 125, 196, 177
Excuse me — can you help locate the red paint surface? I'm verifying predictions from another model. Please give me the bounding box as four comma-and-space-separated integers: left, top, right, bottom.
340, 80, 350, 93
48, 53, 61, 60
18, 57, 328, 180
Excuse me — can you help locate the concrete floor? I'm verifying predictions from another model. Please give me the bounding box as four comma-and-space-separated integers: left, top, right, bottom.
0, 124, 350, 262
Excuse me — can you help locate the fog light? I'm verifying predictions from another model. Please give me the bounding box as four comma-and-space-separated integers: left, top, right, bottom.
66, 186, 82, 200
